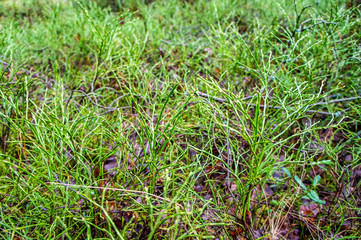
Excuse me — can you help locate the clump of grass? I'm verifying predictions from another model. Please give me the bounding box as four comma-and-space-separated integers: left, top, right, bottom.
0, 0, 360, 239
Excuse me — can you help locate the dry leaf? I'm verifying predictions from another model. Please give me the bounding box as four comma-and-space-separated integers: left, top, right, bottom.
299, 203, 319, 224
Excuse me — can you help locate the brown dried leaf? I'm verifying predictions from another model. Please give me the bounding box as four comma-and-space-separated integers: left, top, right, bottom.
230, 183, 237, 192
299, 203, 319, 224
103, 155, 118, 176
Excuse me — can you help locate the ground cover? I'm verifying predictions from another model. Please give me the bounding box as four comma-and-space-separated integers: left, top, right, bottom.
0, 0, 360, 239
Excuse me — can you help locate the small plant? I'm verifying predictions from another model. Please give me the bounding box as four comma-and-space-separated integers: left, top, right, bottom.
284, 168, 325, 205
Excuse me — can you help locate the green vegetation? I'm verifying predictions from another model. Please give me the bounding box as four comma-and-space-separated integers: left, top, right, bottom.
0, 0, 360, 239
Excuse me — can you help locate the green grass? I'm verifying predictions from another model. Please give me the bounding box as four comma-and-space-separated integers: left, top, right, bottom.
0, 0, 360, 239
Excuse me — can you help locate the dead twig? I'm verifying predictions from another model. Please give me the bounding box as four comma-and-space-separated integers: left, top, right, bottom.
53, 173, 90, 202
309, 95, 361, 106
0, 58, 56, 88
195, 91, 226, 103
195, 91, 349, 116
299, 19, 337, 33
50, 181, 184, 210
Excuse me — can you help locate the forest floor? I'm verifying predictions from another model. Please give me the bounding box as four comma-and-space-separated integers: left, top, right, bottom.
0, 0, 361, 239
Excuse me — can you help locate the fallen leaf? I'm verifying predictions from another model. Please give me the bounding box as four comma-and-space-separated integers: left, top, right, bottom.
299, 203, 319, 224
103, 155, 118, 177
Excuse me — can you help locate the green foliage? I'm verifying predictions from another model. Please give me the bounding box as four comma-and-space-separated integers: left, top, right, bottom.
0, 0, 360, 239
